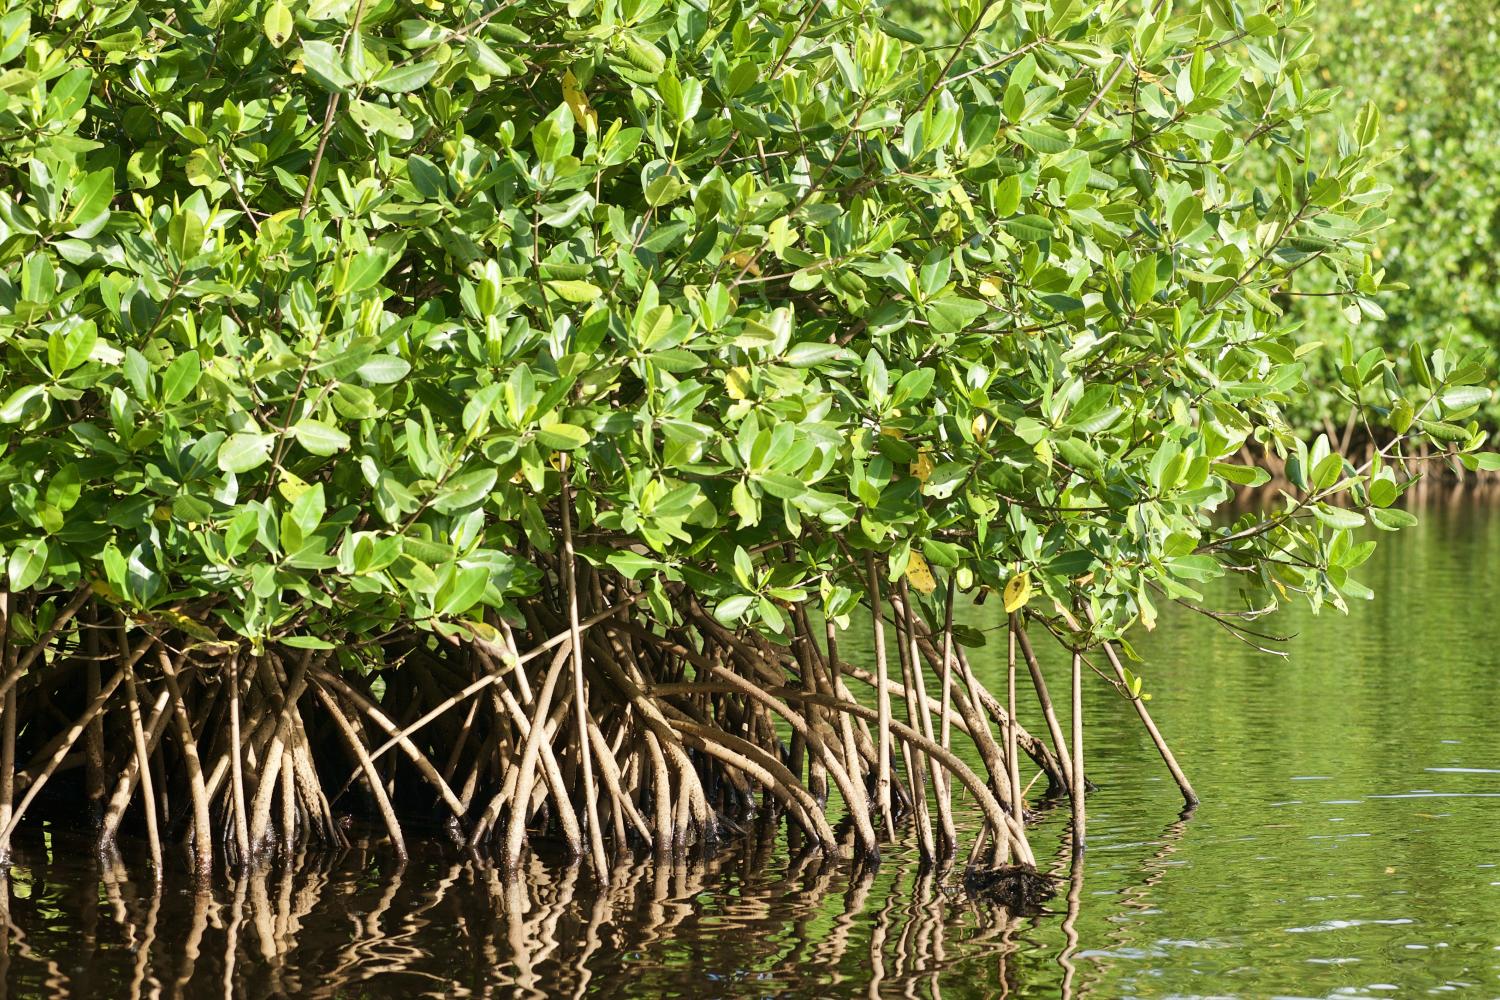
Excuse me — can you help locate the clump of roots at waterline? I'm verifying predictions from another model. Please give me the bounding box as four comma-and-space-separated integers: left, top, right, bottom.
0, 578, 1092, 877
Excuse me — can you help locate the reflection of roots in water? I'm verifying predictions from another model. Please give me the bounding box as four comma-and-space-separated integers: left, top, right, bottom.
1069, 808, 1195, 997
0, 835, 1059, 999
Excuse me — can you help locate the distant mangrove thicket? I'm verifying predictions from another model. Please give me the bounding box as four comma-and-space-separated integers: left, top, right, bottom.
0, 0, 1493, 883
1289, 0, 1500, 440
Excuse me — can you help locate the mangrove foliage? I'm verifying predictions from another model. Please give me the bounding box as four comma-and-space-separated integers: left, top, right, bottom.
0, 0, 1492, 882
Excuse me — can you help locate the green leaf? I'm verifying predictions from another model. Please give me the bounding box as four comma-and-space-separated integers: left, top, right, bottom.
926, 295, 989, 333
0, 385, 47, 425
754, 472, 806, 499
606, 551, 663, 579
47, 322, 96, 375
161, 351, 202, 405
432, 468, 498, 512
1417, 419, 1471, 444
994, 174, 1022, 216
437, 565, 489, 616
280, 635, 339, 649
349, 99, 413, 141
1367, 476, 1398, 507
784, 343, 848, 367
0, 9, 30, 64
217, 432, 275, 474
301, 40, 353, 91
545, 279, 602, 302
1441, 386, 1490, 411
1017, 124, 1071, 154
714, 594, 756, 623
536, 423, 590, 450
357, 355, 412, 384
1004, 214, 1054, 241
290, 419, 351, 455
7, 538, 48, 590
1368, 507, 1417, 532
289, 482, 327, 537
1464, 453, 1500, 472
340, 247, 393, 294
1408, 344, 1433, 389
1212, 462, 1271, 487
66, 168, 115, 239
1311, 453, 1344, 491
374, 59, 439, 93
45, 463, 82, 512
1311, 504, 1364, 530
1130, 255, 1159, 307
465, 36, 512, 77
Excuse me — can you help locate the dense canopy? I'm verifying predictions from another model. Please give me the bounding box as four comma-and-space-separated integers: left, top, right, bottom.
0, 0, 1492, 875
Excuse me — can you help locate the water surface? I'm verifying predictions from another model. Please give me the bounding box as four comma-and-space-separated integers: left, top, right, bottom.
4, 500, 1499, 998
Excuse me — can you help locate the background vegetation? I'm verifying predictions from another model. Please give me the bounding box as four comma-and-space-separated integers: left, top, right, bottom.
1292, 0, 1500, 437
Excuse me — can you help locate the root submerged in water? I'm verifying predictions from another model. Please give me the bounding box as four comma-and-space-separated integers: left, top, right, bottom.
962, 863, 1058, 914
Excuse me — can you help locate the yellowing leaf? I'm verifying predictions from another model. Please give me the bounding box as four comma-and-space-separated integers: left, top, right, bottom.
278, 471, 312, 504
881, 425, 905, 440
1003, 571, 1031, 612
971, 413, 989, 441
978, 277, 1004, 299
725, 366, 751, 400
263, 1, 294, 47
910, 448, 934, 482
562, 69, 598, 134
152, 609, 220, 642
906, 550, 936, 596
725, 249, 762, 276
89, 576, 124, 605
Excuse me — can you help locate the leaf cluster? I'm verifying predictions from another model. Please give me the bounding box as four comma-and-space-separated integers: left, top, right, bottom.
0, 0, 1490, 658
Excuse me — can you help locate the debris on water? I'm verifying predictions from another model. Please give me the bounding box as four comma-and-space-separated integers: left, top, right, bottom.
962, 863, 1057, 913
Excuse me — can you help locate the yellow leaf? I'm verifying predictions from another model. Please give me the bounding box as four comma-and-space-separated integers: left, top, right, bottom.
1033, 437, 1052, 467
1003, 571, 1031, 612
725, 249, 762, 276
562, 69, 598, 134
725, 366, 751, 400
910, 448, 934, 482
153, 609, 220, 643
278, 471, 311, 504
971, 413, 989, 441
906, 550, 936, 596
881, 425, 904, 440
978, 277, 1003, 299
89, 576, 124, 605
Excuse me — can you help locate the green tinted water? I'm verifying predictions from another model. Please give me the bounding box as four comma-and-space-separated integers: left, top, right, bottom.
3, 502, 1498, 997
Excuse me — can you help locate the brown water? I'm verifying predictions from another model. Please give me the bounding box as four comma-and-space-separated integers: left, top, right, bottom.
4, 499, 1500, 998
